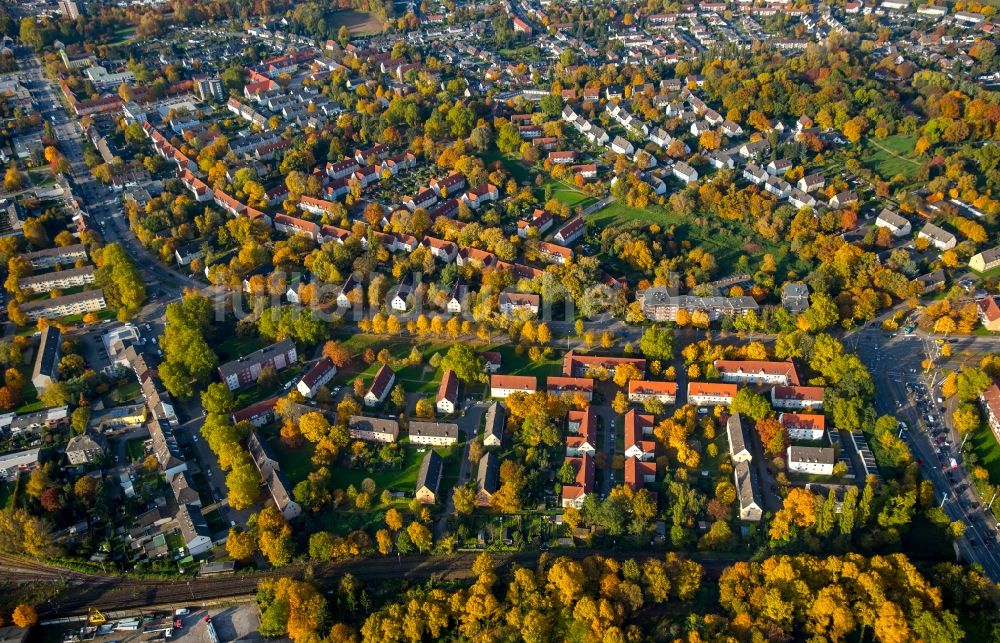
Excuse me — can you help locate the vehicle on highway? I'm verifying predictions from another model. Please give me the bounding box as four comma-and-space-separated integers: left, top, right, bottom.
949, 457, 958, 470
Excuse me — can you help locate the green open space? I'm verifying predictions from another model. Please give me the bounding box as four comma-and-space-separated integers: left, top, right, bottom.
861, 134, 921, 181
14, 374, 43, 414
482, 147, 534, 184
216, 335, 265, 363
329, 10, 383, 35
970, 419, 1000, 484
490, 344, 564, 379
125, 436, 148, 462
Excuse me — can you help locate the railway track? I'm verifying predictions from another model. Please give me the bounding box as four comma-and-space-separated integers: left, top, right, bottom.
9, 550, 743, 617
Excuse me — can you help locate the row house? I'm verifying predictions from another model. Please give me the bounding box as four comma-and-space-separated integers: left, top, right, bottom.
327, 158, 360, 180
563, 352, 646, 378
548, 151, 577, 164
572, 164, 598, 179
687, 382, 738, 406
409, 421, 459, 446
499, 291, 540, 315
296, 358, 337, 398
218, 340, 298, 391
462, 183, 499, 209
430, 172, 466, 197
779, 412, 826, 441
566, 407, 597, 457
457, 246, 497, 270
299, 195, 336, 216
673, 162, 699, 185
436, 370, 459, 414
547, 376, 594, 401
787, 446, 836, 476
348, 416, 400, 443
561, 453, 595, 509
743, 163, 767, 184
430, 199, 460, 220
771, 385, 825, 410
726, 414, 752, 463
876, 208, 912, 237
423, 237, 458, 262
628, 380, 677, 404
405, 188, 437, 212
553, 217, 585, 246
537, 241, 573, 265
714, 360, 800, 386
355, 144, 389, 165
918, 222, 957, 251
624, 410, 655, 461
180, 170, 213, 202
19, 265, 96, 294
517, 209, 553, 238
765, 175, 791, 198
274, 214, 321, 240
490, 374, 537, 398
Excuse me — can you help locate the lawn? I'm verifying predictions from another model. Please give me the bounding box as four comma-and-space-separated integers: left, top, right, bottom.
491, 344, 564, 379
482, 147, 534, 184
269, 439, 315, 487
588, 201, 683, 228
329, 10, 383, 35
125, 436, 149, 462
216, 335, 265, 363
970, 419, 1000, 484
14, 375, 43, 415
545, 181, 595, 209
861, 134, 921, 181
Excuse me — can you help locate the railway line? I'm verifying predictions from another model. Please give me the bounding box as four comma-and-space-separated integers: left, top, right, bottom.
8, 550, 743, 618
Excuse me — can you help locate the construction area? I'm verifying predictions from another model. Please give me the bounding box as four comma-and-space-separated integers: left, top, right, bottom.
53, 605, 263, 643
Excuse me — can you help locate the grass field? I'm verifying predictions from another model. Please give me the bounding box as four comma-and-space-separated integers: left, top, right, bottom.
329, 10, 383, 35
491, 344, 564, 379
216, 335, 265, 364
862, 134, 921, 181
970, 419, 1000, 484
482, 147, 534, 184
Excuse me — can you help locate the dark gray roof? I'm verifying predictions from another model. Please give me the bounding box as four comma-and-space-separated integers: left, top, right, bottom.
217, 339, 296, 379
19, 264, 95, 286
477, 452, 499, 495
789, 445, 836, 465
726, 414, 750, 458
483, 402, 505, 444
176, 503, 210, 543
734, 460, 761, 513
409, 421, 458, 441
170, 471, 201, 505
415, 450, 443, 494
33, 325, 61, 379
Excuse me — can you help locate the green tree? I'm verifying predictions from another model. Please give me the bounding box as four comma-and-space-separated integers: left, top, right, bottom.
639, 326, 674, 361
439, 344, 486, 383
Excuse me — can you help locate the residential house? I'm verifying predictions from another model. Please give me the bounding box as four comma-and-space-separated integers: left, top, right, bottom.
673, 161, 699, 184
409, 421, 459, 446
797, 173, 825, 193
499, 291, 541, 315
788, 188, 816, 209
490, 374, 537, 398
779, 413, 826, 441
876, 208, 911, 237
20, 289, 107, 321
829, 190, 858, 209
518, 209, 554, 238
553, 217, 585, 246
687, 382, 738, 406
476, 452, 499, 506
171, 471, 201, 507
714, 360, 800, 386
348, 416, 400, 443
918, 222, 957, 250
18, 265, 96, 295
637, 288, 759, 322
483, 402, 505, 447
177, 504, 212, 556
364, 364, 396, 407
781, 283, 810, 314
436, 370, 459, 414
628, 380, 677, 404
743, 163, 767, 184
980, 382, 1000, 443
562, 352, 646, 378
561, 453, 595, 509
978, 296, 1000, 332
217, 340, 298, 391
547, 376, 594, 400
625, 457, 657, 492
624, 410, 655, 461
771, 385, 825, 410
611, 136, 634, 155
734, 460, 763, 521
566, 407, 597, 457
916, 270, 947, 294
31, 326, 60, 393
296, 357, 336, 398
65, 431, 107, 465
726, 414, 752, 463
969, 247, 1000, 273
787, 445, 836, 475
462, 183, 499, 208
415, 450, 444, 504
0, 448, 39, 481
537, 241, 573, 265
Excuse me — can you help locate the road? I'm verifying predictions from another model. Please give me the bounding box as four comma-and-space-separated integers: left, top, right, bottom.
854, 325, 1000, 580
